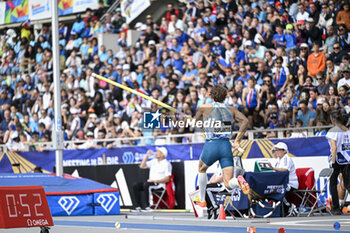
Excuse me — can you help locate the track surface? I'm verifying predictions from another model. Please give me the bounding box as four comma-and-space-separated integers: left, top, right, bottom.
1, 212, 350, 233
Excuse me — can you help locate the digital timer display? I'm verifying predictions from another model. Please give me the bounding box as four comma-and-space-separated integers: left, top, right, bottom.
0, 186, 53, 229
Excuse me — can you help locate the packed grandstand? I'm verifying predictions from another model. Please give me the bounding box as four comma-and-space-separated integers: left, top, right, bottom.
0, 0, 349, 151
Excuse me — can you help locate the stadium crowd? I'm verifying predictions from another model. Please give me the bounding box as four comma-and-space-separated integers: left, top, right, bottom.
0, 0, 349, 151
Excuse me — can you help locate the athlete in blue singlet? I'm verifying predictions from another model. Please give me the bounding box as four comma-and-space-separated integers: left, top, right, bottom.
194, 85, 249, 207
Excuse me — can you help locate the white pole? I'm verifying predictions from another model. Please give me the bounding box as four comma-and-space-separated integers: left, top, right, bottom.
51, 0, 64, 176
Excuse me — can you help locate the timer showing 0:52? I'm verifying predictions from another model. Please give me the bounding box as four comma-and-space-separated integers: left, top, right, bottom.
6, 193, 43, 218
0, 186, 53, 229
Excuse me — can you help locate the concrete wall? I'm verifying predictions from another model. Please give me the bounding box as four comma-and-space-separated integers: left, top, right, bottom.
97, 30, 142, 54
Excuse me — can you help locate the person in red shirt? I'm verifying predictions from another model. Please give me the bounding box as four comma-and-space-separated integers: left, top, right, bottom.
166, 3, 179, 22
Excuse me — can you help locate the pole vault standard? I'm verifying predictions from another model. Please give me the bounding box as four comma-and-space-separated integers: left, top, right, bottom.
52, 0, 64, 176
91, 73, 244, 154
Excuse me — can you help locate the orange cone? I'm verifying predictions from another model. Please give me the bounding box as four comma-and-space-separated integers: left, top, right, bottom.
218, 205, 226, 220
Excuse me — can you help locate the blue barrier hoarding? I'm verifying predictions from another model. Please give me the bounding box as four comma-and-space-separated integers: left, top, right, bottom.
0, 137, 330, 173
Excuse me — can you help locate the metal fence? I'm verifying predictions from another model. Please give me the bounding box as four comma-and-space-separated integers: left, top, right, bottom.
0, 125, 332, 152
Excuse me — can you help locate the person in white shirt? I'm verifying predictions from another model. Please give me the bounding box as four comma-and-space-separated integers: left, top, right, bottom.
269, 142, 298, 216
296, 4, 309, 21
38, 108, 52, 130
132, 147, 172, 212
326, 109, 350, 215
337, 66, 350, 89
168, 14, 187, 36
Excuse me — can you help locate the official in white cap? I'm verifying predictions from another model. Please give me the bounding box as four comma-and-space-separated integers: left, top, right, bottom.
131, 147, 172, 212
270, 142, 299, 216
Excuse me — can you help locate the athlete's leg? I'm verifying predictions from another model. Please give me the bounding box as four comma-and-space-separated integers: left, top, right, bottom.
222, 166, 234, 190
198, 159, 209, 203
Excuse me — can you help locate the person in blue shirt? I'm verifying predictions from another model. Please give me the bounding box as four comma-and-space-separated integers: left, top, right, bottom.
232, 43, 245, 66
285, 24, 297, 54
294, 100, 316, 127
73, 33, 82, 51
98, 45, 108, 64
80, 37, 90, 65
211, 36, 225, 57
28, 113, 39, 133
171, 38, 182, 53
175, 28, 190, 46
172, 52, 184, 73
82, 21, 94, 38
71, 14, 85, 36
59, 33, 66, 47
70, 64, 82, 78
204, 23, 217, 40
272, 56, 290, 92
38, 35, 51, 50
273, 24, 286, 48
106, 50, 114, 65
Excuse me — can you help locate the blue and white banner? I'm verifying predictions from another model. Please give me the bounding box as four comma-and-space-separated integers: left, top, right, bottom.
73, 0, 98, 13
0, 137, 330, 173
29, 0, 51, 21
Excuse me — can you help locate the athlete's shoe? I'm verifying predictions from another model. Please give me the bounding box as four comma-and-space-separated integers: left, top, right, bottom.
130, 207, 141, 213
194, 200, 207, 208
237, 175, 250, 195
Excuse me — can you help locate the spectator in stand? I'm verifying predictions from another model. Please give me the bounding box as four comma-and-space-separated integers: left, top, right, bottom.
296, 3, 309, 21
316, 72, 330, 96
336, 24, 350, 52
71, 14, 85, 36
307, 42, 326, 78
330, 42, 348, 66
337, 66, 350, 89
111, 8, 126, 33
336, 2, 350, 31
293, 100, 316, 127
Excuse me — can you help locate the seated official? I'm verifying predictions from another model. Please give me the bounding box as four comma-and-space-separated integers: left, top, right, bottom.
269, 142, 299, 216
131, 147, 172, 212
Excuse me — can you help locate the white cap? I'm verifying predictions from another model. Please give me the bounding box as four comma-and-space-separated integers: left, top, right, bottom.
123, 64, 130, 70
148, 40, 156, 45
89, 113, 97, 118
271, 142, 288, 153
140, 24, 147, 31
317, 98, 325, 105
135, 22, 143, 30
87, 131, 94, 137
300, 43, 308, 48
156, 147, 168, 157
117, 64, 123, 69
113, 112, 121, 118
213, 36, 220, 41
